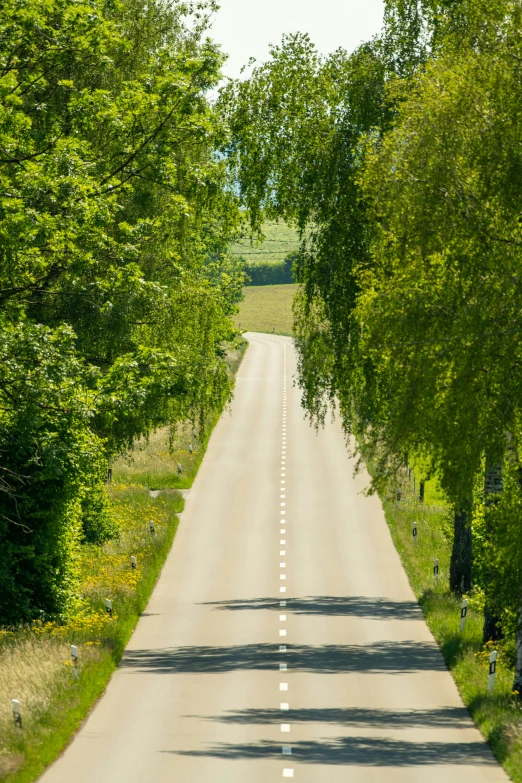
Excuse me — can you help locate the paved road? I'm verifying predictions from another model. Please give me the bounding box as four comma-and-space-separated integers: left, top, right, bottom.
40, 333, 509, 782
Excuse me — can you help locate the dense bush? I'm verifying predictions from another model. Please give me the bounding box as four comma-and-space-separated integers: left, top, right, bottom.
244, 253, 296, 285
0, 322, 106, 623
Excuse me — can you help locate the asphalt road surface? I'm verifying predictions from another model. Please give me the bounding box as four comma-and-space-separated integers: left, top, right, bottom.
40, 333, 509, 783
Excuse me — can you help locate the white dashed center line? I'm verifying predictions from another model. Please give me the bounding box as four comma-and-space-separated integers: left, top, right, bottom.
278, 347, 292, 768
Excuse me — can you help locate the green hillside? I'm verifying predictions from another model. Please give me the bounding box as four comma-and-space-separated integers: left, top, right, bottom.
231, 221, 299, 265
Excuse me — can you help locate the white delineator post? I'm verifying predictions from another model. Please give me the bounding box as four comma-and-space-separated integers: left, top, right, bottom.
105, 598, 113, 618
488, 650, 498, 692
71, 644, 79, 677
131, 555, 137, 569
433, 559, 439, 587
412, 522, 418, 544
460, 598, 468, 632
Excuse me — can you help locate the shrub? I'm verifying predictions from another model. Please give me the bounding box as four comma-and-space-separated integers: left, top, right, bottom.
244, 252, 297, 286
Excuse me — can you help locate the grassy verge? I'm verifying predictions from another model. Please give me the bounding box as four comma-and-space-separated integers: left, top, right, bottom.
0, 340, 248, 782
234, 284, 297, 336
376, 469, 522, 780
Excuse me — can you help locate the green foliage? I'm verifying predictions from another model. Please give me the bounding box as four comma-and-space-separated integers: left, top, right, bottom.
220, 33, 389, 429
81, 482, 118, 545
243, 253, 296, 286
485, 463, 522, 648
0, 320, 104, 622
0, 0, 243, 623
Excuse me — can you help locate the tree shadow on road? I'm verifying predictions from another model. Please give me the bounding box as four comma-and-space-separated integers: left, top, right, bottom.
188, 706, 471, 729
167, 735, 496, 766
200, 595, 422, 621
121, 640, 445, 674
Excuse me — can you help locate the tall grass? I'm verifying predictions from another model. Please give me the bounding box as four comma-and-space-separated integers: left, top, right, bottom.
378, 469, 522, 781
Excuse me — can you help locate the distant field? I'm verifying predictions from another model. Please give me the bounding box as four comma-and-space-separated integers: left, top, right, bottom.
231, 222, 299, 266
234, 284, 297, 336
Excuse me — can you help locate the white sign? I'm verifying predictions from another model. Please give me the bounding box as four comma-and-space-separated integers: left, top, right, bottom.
488, 650, 498, 691
460, 599, 468, 632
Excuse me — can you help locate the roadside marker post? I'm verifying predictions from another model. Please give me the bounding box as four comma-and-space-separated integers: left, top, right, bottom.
105, 598, 113, 618
412, 523, 418, 544
488, 650, 498, 692
177, 463, 183, 477
71, 645, 79, 677
149, 520, 155, 535
189, 443, 193, 454
433, 559, 439, 587
11, 700, 22, 728
460, 599, 468, 632
131, 555, 137, 569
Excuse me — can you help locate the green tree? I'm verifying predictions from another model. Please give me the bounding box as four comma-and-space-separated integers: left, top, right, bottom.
0, 0, 243, 621
358, 3, 522, 688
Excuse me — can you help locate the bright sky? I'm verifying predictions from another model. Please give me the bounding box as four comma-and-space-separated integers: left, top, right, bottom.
210, 0, 386, 79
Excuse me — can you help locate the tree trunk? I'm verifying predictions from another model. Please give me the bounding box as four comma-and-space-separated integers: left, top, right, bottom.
513, 599, 522, 698
419, 480, 425, 503
449, 505, 472, 594
483, 457, 504, 644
